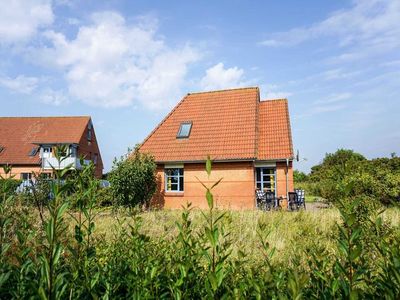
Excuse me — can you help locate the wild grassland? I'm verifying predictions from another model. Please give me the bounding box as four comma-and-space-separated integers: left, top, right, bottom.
92, 208, 341, 262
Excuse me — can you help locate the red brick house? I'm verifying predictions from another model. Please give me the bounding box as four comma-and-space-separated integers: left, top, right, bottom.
139, 87, 294, 209
0, 116, 103, 179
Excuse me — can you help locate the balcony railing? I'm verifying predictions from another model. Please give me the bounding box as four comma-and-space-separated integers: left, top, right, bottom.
42, 157, 91, 170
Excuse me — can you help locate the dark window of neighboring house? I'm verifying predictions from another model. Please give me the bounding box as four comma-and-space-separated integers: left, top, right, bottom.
255, 168, 276, 195
43, 147, 52, 153
69, 145, 77, 157
177, 122, 192, 138
29, 147, 38, 156
21, 173, 32, 181
93, 153, 98, 165
87, 129, 92, 141
87, 121, 92, 141
165, 168, 184, 192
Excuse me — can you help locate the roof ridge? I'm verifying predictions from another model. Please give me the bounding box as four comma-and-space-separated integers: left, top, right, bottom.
254, 89, 260, 159
260, 98, 288, 102
187, 86, 259, 95
284, 100, 294, 159
0, 116, 91, 119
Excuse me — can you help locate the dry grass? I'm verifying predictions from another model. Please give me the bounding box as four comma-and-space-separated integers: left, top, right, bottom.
89, 206, 400, 265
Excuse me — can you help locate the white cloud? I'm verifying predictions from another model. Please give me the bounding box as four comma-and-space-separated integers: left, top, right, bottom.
295, 103, 346, 120
260, 0, 400, 57
320, 68, 361, 81
0, 0, 53, 44
35, 11, 199, 109
264, 91, 292, 99
0, 75, 39, 94
200, 63, 246, 90
314, 92, 352, 104
261, 84, 292, 100
40, 89, 69, 105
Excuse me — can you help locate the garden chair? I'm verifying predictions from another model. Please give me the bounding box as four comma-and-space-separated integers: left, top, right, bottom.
265, 191, 275, 211
288, 192, 298, 211
295, 189, 306, 209
255, 189, 266, 210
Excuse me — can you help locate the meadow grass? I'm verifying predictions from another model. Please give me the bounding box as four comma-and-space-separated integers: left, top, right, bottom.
91, 207, 399, 265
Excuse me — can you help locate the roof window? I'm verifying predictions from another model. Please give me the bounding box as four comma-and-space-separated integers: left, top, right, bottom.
0, 146, 4, 154
29, 147, 38, 156
177, 122, 192, 138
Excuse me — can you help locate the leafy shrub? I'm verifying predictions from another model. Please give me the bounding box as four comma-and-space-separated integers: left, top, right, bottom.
1, 154, 400, 298
0, 165, 21, 200
108, 148, 156, 208
308, 149, 400, 205
294, 170, 308, 183
96, 187, 113, 206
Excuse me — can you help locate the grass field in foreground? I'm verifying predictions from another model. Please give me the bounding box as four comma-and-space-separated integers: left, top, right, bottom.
91, 207, 400, 264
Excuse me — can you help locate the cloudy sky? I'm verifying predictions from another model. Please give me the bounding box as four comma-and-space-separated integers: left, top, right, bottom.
1, 0, 399, 172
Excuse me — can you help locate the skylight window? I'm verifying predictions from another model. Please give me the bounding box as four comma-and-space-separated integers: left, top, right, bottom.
177, 122, 192, 138
29, 147, 38, 157
0, 146, 4, 154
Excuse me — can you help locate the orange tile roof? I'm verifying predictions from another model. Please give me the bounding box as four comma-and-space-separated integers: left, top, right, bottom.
0, 116, 90, 165
257, 99, 294, 160
140, 87, 294, 162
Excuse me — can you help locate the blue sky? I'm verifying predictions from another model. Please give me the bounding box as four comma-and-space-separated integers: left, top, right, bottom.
1, 0, 399, 173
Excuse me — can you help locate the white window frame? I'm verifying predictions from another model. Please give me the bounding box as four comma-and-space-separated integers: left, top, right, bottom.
255, 167, 277, 196
165, 167, 184, 192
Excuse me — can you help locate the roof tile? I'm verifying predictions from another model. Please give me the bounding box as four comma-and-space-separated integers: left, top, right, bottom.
140, 88, 294, 162
0, 116, 90, 165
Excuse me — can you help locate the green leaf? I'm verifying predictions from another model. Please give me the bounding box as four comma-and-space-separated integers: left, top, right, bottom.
207, 273, 218, 291
56, 202, 69, 220
38, 286, 48, 300
206, 156, 212, 177
211, 178, 223, 190
206, 189, 214, 209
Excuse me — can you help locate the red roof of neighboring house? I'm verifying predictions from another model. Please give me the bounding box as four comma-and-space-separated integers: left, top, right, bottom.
139, 87, 294, 162
0, 116, 90, 165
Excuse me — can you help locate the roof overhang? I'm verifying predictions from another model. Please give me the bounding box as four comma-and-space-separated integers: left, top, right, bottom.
32, 142, 79, 146
155, 157, 294, 164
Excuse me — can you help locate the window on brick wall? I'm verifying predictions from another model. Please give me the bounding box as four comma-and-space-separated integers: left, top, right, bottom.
165, 168, 184, 192
255, 168, 276, 195
21, 173, 32, 181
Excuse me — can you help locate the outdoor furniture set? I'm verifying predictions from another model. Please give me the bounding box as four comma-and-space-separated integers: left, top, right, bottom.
256, 189, 306, 211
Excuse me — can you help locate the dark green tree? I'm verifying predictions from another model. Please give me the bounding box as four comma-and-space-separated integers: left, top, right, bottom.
109, 147, 157, 208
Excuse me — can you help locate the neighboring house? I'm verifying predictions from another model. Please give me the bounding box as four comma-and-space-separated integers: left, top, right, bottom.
0, 116, 103, 179
139, 87, 294, 209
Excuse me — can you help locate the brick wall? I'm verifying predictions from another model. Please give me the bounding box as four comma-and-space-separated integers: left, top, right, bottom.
151, 160, 294, 210
152, 162, 255, 210
0, 165, 42, 180
77, 122, 103, 178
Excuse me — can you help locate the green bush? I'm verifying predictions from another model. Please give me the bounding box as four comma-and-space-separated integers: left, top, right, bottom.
0, 166, 22, 202
108, 148, 157, 208
0, 178, 21, 199
1, 155, 400, 298
294, 170, 308, 183
308, 149, 400, 205
96, 187, 113, 206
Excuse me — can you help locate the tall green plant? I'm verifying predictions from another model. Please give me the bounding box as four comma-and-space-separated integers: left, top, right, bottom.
197, 156, 233, 297
38, 145, 71, 299
109, 147, 156, 208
